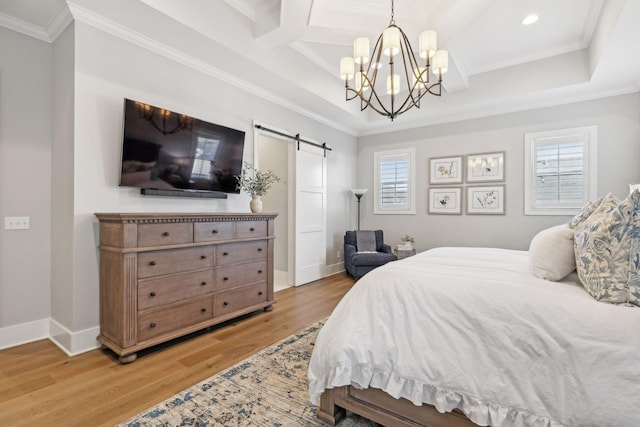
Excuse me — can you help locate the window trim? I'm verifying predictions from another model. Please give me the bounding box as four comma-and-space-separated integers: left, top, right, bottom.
524, 126, 597, 215
373, 147, 416, 215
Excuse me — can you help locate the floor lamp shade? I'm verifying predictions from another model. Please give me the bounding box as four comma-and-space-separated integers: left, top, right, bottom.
351, 189, 368, 230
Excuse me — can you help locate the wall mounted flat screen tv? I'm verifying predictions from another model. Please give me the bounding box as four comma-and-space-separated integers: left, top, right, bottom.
119, 98, 245, 196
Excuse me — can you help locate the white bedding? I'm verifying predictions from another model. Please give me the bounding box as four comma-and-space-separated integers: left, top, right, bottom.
308, 247, 640, 427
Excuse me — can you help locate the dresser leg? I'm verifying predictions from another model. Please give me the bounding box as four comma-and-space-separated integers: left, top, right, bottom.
119, 353, 138, 364
264, 305, 273, 312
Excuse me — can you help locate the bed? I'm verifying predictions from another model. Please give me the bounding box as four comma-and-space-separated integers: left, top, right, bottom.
308, 245, 640, 426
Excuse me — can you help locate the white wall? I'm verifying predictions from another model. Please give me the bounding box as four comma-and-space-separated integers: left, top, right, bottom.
357, 93, 640, 252
0, 27, 52, 345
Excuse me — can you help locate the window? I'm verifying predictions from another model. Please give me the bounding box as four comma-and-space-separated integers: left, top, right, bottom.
524, 126, 597, 215
374, 147, 415, 214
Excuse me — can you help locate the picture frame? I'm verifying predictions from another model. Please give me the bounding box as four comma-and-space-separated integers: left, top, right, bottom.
429, 156, 463, 184
428, 187, 462, 215
466, 152, 505, 182
467, 185, 505, 215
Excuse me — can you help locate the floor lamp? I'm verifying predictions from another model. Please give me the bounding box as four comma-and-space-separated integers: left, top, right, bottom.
351, 189, 368, 230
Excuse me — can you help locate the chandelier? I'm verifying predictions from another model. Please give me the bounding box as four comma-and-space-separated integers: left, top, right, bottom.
136, 102, 194, 135
339, 0, 448, 121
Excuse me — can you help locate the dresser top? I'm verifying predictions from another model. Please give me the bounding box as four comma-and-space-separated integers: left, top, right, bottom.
95, 212, 278, 224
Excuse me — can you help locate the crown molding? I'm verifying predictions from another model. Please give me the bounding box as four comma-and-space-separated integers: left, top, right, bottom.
67, 3, 356, 137
0, 5, 72, 43
0, 11, 50, 41
46, 4, 74, 41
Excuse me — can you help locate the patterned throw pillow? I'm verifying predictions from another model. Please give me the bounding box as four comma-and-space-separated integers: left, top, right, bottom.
569, 196, 604, 229
574, 191, 640, 306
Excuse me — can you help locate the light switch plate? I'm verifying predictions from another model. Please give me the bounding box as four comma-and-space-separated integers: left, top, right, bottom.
4, 216, 30, 230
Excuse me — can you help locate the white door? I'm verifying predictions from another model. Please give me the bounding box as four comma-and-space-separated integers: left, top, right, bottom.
295, 142, 327, 286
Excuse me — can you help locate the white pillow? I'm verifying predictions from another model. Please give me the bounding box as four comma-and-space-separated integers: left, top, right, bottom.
529, 224, 576, 281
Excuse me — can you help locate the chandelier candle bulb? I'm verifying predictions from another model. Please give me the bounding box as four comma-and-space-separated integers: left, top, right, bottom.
432, 50, 448, 76
419, 30, 437, 59
340, 57, 355, 80
354, 37, 370, 64
382, 26, 400, 56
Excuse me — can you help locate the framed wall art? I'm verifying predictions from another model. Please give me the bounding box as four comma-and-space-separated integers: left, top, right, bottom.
466, 152, 505, 182
428, 187, 462, 215
429, 156, 463, 184
467, 185, 505, 215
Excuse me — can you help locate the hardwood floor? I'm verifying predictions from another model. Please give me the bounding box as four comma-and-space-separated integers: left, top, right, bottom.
0, 273, 355, 427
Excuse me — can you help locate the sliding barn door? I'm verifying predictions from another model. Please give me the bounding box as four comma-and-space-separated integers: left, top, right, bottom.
295, 142, 327, 286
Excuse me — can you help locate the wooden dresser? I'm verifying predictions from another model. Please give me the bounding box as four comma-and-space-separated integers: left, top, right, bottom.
94, 212, 277, 363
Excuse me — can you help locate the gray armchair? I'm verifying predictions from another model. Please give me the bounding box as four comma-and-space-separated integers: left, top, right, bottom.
344, 230, 397, 279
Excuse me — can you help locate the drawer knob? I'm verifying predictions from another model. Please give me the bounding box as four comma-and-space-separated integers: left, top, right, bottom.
223, 252, 229, 256
149, 261, 157, 266
150, 292, 157, 297
258, 291, 263, 296
201, 281, 207, 286
258, 270, 263, 274
162, 231, 170, 237
223, 301, 229, 306
212, 229, 218, 234
223, 277, 229, 281
150, 322, 157, 328
201, 308, 207, 313
201, 255, 207, 260
257, 248, 263, 252
250, 227, 255, 231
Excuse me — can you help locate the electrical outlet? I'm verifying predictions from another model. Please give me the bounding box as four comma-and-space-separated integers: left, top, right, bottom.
336, 251, 341, 260
4, 216, 30, 230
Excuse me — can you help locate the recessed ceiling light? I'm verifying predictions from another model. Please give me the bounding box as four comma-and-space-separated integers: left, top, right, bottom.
522, 14, 539, 25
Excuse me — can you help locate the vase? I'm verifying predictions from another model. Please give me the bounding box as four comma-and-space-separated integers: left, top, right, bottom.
250, 195, 263, 213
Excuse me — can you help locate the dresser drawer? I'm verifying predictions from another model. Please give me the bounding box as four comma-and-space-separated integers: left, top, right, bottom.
216, 241, 267, 266
194, 221, 234, 242
138, 297, 213, 341
235, 221, 267, 239
138, 223, 193, 247
215, 260, 268, 291
214, 283, 268, 317
138, 246, 214, 279
138, 270, 213, 310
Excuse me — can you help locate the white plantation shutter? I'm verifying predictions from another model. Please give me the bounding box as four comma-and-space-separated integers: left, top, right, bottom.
374, 148, 416, 214
525, 126, 597, 215
534, 142, 584, 207
380, 155, 409, 207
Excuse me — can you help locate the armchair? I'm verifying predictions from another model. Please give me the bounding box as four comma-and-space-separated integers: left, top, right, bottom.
344, 230, 397, 279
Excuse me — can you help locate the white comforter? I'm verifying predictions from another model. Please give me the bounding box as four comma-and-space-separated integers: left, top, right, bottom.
308, 247, 640, 427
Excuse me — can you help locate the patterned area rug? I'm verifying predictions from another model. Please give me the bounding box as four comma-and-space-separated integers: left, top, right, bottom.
118, 320, 378, 426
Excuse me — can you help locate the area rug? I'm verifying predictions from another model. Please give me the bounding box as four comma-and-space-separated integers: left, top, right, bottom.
118, 320, 378, 426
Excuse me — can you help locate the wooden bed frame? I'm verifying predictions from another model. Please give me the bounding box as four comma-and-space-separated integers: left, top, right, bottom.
317, 385, 478, 427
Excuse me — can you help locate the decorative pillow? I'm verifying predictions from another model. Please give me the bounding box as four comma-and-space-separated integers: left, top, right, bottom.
574, 191, 640, 306
569, 196, 604, 229
529, 224, 576, 281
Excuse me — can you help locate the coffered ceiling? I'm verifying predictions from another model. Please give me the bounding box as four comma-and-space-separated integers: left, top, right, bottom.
1, 0, 639, 136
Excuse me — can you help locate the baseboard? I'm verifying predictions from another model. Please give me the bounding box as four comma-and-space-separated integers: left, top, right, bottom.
326, 262, 345, 276
0, 318, 101, 355
0, 318, 49, 350
49, 318, 101, 356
